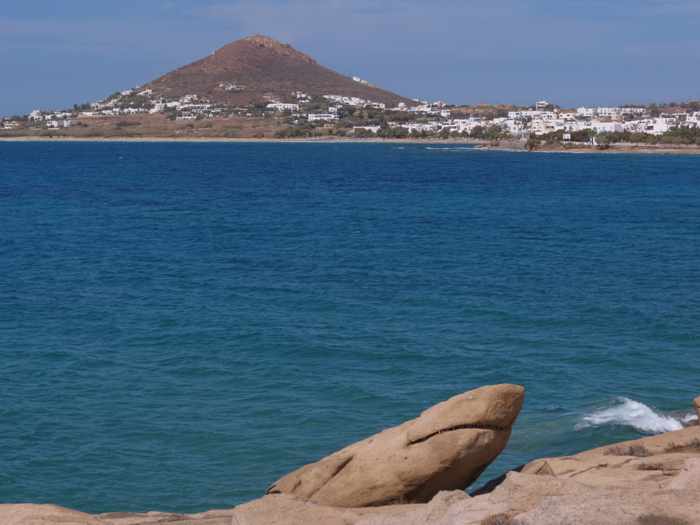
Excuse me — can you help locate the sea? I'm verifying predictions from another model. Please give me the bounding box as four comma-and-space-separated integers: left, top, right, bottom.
2, 141, 699, 514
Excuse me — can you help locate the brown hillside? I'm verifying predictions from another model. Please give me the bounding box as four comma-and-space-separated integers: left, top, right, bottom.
147, 35, 412, 106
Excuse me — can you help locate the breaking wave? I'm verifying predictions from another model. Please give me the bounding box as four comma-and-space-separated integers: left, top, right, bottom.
576, 397, 689, 434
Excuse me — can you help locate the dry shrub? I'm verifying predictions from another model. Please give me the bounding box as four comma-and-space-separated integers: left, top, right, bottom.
638, 514, 690, 525
636, 462, 666, 471
481, 513, 516, 525
665, 438, 700, 453
605, 444, 652, 457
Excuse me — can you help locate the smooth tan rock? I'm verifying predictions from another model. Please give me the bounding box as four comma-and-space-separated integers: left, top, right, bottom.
521, 425, 700, 491
667, 457, 700, 491
484, 471, 598, 513
231, 494, 414, 525
267, 384, 525, 507
356, 491, 509, 525
694, 396, 700, 420
513, 489, 700, 525
0, 504, 103, 525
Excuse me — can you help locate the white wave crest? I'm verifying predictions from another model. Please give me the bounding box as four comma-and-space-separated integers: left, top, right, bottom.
576, 397, 685, 434
682, 413, 699, 424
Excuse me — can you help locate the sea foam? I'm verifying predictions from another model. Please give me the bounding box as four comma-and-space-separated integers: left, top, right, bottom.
577, 397, 687, 434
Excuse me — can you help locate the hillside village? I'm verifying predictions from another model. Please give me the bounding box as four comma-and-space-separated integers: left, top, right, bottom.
2, 33, 699, 145
3, 87, 700, 145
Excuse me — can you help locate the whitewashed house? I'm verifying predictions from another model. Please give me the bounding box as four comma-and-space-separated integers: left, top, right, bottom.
307, 113, 338, 122
267, 102, 300, 112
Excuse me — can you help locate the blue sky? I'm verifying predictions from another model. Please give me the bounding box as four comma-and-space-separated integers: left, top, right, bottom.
2, 0, 699, 115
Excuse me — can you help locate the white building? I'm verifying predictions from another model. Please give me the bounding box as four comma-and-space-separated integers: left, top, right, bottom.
590, 121, 624, 133
686, 112, 700, 127
624, 117, 674, 136
530, 119, 557, 135
149, 103, 167, 114
307, 113, 338, 122
219, 82, 244, 92
267, 102, 300, 112
324, 95, 366, 107
443, 118, 483, 135
46, 119, 72, 129
557, 111, 578, 121
353, 126, 380, 134
293, 91, 310, 102
504, 119, 527, 136
402, 122, 441, 133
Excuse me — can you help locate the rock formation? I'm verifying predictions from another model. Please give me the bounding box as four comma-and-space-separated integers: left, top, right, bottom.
355, 424, 700, 525
5, 391, 700, 524
267, 384, 525, 507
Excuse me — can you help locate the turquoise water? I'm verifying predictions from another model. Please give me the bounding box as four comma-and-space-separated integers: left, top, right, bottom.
2, 142, 699, 513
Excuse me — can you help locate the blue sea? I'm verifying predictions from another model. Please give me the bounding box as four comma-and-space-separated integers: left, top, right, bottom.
2, 142, 699, 514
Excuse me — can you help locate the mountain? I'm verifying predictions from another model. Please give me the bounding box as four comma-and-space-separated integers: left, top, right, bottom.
146, 35, 412, 107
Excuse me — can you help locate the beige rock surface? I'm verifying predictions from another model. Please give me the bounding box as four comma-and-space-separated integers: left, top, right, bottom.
355, 491, 509, 525
267, 384, 525, 507
357, 424, 700, 524
230, 494, 414, 525
98, 509, 238, 525
512, 489, 700, 525
0, 504, 104, 525
694, 395, 700, 420
6, 392, 700, 525
521, 425, 700, 490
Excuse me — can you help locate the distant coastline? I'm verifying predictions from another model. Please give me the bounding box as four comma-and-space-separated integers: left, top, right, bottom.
3, 35, 700, 154
3, 134, 700, 155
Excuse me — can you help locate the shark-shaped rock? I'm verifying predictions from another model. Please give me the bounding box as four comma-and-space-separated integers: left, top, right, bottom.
267, 384, 525, 507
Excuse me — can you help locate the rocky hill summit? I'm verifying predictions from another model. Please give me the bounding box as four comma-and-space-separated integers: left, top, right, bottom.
146, 34, 412, 107
5, 389, 700, 525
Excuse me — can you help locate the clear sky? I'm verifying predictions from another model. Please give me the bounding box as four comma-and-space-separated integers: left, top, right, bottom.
2, 0, 699, 116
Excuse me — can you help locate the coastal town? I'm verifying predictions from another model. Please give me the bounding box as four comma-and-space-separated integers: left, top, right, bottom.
3, 85, 700, 146
2, 31, 699, 147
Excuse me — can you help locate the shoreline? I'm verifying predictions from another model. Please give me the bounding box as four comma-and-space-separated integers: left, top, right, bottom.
0, 135, 478, 144
4, 390, 700, 524
2, 134, 700, 155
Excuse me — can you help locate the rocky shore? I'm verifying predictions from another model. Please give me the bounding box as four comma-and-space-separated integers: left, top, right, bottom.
4, 386, 700, 525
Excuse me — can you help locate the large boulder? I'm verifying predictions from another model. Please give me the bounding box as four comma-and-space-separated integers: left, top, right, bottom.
267, 384, 525, 507
694, 396, 700, 420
